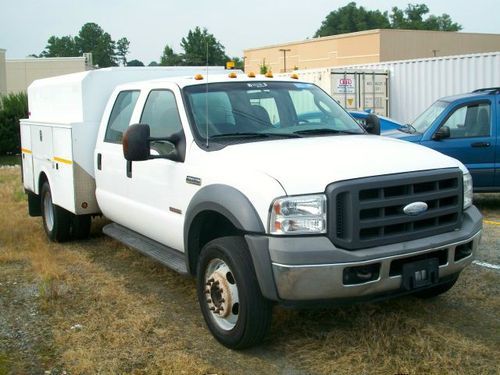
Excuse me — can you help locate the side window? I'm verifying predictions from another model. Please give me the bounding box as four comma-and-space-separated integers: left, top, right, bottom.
441, 103, 491, 138
140, 90, 183, 138
104, 90, 140, 143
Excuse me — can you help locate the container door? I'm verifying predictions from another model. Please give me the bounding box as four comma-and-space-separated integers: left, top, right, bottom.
330, 72, 357, 111
422, 100, 496, 189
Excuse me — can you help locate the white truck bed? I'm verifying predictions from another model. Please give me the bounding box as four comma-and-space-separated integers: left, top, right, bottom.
21, 67, 226, 215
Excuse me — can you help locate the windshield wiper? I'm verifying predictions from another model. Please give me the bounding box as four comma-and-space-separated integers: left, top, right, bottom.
209, 132, 301, 140
398, 124, 418, 134
293, 128, 359, 136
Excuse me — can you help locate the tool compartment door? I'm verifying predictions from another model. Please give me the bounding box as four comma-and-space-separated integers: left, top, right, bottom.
20, 123, 34, 192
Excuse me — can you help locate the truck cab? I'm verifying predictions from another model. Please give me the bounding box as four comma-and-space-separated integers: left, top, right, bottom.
382, 88, 500, 191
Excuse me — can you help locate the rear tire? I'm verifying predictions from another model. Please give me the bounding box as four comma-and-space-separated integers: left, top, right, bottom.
414, 274, 459, 298
41, 181, 71, 242
196, 236, 272, 349
71, 215, 91, 240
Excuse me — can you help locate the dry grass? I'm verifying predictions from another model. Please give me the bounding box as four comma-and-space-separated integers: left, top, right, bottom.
1, 167, 499, 375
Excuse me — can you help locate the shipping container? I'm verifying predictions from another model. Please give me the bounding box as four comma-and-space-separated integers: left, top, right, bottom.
279, 52, 500, 124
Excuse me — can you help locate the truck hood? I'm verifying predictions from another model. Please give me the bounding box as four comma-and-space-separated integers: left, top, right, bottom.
196, 135, 463, 195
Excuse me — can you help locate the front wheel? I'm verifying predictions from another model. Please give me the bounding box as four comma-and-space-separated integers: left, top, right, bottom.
196, 236, 272, 349
40, 181, 71, 242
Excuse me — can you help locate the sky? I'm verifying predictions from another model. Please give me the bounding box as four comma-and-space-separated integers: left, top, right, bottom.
1, 0, 499, 64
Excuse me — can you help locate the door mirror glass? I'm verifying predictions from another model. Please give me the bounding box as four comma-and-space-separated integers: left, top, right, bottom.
123, 124, 151, 161
363, 114, 380, 135
432, 125, 451, 140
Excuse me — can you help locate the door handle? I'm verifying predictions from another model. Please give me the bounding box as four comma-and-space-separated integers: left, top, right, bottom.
471, 142, 491, 148
126, 160, 132, 178
97, 153, 102, 170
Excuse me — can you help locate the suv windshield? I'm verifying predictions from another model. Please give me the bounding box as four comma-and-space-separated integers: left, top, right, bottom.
411, 100, 448, 133
183, 81, 364, 147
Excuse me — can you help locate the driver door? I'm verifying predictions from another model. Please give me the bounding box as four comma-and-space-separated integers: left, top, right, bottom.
422, 100, 496, 188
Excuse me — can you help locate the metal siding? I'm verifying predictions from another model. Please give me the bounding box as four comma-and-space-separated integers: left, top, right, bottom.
332, 52, 500, 123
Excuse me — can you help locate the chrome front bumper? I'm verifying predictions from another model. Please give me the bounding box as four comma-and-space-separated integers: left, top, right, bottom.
272, 230, 482, 301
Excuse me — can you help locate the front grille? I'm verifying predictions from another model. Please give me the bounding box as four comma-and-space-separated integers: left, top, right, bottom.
326, 169, 463, 250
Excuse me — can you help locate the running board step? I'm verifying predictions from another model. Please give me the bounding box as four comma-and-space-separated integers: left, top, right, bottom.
103, 223, 188, 275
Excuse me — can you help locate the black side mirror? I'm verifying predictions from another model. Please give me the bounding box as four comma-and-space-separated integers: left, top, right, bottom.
123, 124, 151, 161
123, 123, 186, 162
432, 125, 450, 140
363, 114, 381, 135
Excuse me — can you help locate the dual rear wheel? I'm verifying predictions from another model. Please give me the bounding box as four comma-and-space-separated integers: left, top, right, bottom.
40, 181, 91, 242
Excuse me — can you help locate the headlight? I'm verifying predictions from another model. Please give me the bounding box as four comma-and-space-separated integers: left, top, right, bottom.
269, 194, 327, 235
463, 172, 473, 209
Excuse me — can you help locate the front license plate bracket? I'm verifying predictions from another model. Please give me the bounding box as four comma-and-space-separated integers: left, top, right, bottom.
401, 258, 439, 291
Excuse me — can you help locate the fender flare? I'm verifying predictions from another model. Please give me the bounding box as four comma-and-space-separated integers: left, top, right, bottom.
183, 184, 266, 271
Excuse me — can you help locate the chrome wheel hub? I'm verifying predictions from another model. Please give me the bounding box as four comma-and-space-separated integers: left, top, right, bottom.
204, 258, 239, 330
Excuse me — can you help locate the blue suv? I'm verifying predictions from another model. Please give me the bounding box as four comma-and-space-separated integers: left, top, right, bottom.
382, 88, 499, 192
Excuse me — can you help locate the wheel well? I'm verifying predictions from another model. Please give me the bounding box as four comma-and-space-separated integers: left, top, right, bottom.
38, 172, 48, 194
187, 210, 241, 275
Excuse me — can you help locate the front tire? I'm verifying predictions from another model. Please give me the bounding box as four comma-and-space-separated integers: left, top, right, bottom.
41, 181, 71, 242
196, 236, 272, 349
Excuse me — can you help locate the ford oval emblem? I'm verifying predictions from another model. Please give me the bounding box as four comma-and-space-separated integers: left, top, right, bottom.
403, 202, 428, 216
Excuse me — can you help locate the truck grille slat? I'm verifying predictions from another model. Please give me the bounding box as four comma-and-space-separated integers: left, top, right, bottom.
327, 169, 463, 250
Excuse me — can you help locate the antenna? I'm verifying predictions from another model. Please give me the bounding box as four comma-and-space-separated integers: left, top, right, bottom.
205, 40, 209, 148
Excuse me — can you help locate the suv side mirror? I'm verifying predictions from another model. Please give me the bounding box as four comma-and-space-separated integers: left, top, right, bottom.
432, 125, 450, 140
123, 123, 186, 162
363, 114, 381, 135
123, 124, 151, 161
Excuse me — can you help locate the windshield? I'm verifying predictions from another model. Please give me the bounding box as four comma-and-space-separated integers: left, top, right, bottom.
412, 100, 448, 133
183, 81, 364, 146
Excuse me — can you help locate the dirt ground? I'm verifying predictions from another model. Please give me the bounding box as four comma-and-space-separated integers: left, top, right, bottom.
1, 166, 499, 375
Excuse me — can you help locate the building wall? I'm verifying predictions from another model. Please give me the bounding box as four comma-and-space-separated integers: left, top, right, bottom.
6, 56, 91, 94
0, 49, 7, 96
379, 29, 500, 61
245, 29, 500, 74
244, 30, 381, 74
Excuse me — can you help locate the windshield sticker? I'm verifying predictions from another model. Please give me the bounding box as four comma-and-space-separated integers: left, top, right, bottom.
247, 82, 268, 88
294, 83, 312, 89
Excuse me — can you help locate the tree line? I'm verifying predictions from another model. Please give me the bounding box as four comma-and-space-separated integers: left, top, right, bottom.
36, 3, 461, 69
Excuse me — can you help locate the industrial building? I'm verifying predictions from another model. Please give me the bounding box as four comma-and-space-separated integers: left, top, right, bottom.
244, 29, 500, 74
0, 51, 92, 95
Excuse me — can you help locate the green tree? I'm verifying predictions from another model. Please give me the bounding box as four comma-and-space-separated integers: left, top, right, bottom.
160, 45, 183, 66
75, 23, 117, 67
180, 27, 228, 66
315, 2, 390, 37
39, 23, 130, 67
116, 37, 130, 66
390, 4, 461, 31
148, 61, 159, 66
127, 59, 144, 66
0, 92, 28, 155
315, 2, 461, 37
230, 57, 244, 70
40, 36, 79, 57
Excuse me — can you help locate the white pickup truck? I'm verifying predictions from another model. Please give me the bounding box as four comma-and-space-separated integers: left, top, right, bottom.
20, 68, 482, 349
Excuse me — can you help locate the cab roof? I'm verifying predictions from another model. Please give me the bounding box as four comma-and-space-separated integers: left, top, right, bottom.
114, 73, 304, 91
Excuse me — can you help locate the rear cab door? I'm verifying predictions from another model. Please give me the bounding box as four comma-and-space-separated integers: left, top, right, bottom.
94, 87, 141, 224
421, 97, 496, 189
